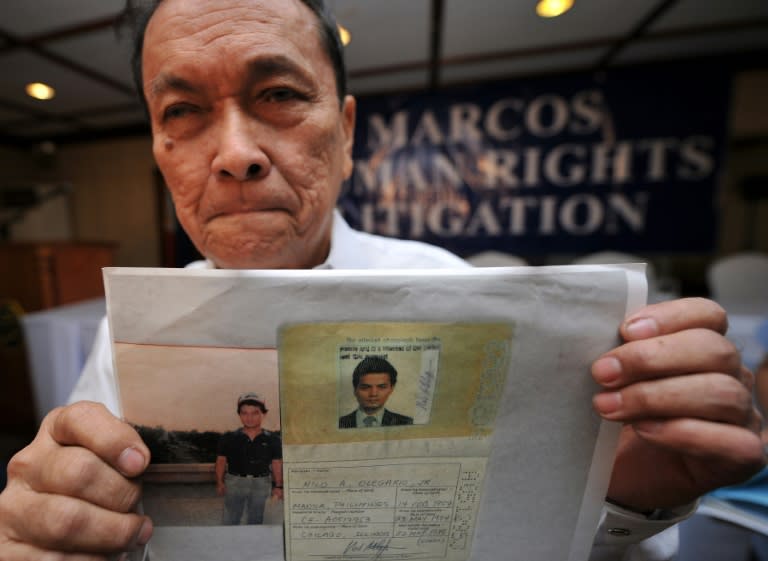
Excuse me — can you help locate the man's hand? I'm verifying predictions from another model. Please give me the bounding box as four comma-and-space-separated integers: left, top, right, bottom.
592, 298, 765, 512
0, 401, 153, 559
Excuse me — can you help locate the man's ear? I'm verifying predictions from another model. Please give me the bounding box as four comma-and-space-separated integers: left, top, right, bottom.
341, 95, 356, 179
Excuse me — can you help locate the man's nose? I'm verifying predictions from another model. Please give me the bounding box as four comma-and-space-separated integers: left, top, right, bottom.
211, 105, 271, 182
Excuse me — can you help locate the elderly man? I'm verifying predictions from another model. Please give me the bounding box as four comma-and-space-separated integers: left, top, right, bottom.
0, 0, 762, 560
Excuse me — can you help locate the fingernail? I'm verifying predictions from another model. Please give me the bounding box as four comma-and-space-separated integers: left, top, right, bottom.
117, 447, 146, 475
593, 357, 622, 385
624, 317, 659, 339
594, 392, 623, 415
136, 519, 153, 546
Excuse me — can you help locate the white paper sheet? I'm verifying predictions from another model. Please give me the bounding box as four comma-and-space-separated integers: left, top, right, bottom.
105, 264, 647, 561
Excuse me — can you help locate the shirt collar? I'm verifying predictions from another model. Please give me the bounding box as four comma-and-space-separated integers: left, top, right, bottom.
356, 407, 384, 427
321, 209, 363, 270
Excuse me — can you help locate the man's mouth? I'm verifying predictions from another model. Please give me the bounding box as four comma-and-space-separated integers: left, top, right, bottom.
208, 207, 285, 221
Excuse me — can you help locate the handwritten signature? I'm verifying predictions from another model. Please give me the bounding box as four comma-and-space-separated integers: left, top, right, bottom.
342, 539, 407, 560
416, 369, 436, 411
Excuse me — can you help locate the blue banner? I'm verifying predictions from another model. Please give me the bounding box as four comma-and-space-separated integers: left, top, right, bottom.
339, 62, 731, 256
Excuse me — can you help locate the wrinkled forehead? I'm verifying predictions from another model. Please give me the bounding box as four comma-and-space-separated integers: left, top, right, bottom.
144, 0, 322, 65
141, 0, 338, 107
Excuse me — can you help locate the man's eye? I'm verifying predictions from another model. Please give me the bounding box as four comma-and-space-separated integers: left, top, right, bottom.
263, 88, 299, 102
163, 104, 198, 121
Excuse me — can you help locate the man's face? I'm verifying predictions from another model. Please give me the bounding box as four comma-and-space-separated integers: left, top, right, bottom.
239, 404, 264, 429
354, 373, 394, 414
142, 0, 356, 269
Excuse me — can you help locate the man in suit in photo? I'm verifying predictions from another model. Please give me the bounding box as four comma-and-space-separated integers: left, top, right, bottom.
339, 356, 413, 428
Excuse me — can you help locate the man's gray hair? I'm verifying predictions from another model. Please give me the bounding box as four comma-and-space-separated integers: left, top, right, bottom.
119, 0, 348, 113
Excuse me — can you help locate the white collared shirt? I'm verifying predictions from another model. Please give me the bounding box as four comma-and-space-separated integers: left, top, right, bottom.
355, 408, 384, 428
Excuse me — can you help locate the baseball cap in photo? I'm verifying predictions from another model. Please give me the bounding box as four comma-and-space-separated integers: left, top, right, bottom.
237, 392, 267, 411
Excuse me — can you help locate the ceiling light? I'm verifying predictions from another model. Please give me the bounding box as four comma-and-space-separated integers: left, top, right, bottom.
536, 0, 574, 18
26, 82, 56, 100
337, 23, 351, 46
